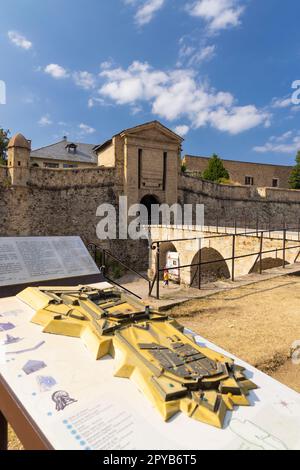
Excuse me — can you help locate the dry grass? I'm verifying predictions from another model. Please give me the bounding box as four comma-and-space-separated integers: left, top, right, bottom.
8, 425, 23, 450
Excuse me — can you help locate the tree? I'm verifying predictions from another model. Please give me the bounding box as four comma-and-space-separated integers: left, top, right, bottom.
0, 127, 10, 165
202, 154, 229, 183
289, 151, 300, 189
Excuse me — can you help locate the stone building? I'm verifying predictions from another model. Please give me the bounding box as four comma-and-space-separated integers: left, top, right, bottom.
183, 155, 292, 189
28, 121, 294, 188
95, 121, 183, 209
30, 137, 97, 169
2, 120, 300, 272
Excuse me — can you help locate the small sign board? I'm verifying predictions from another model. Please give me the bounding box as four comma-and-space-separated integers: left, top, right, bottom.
166, 251, 180, 283
0, 236, 99, 287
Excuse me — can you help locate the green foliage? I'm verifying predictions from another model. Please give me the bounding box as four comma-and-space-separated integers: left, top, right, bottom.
289, 151, 300, 189
181, 163, 187, 173
0, 127, 10, 165
202, 154, 229, 183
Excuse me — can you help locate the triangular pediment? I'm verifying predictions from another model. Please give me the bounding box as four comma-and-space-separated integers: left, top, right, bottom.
119, 121, 184, 143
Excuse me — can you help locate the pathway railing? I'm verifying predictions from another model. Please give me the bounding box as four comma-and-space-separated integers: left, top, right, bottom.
151, 227, 300, 300
87, 243, 151, 300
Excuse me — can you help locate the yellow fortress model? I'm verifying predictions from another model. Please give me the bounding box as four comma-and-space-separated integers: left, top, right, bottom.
17, 285, 257, 428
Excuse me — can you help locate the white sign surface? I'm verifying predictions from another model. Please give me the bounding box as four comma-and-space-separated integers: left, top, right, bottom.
0, 237, 99, 287
0, 287, 300, 450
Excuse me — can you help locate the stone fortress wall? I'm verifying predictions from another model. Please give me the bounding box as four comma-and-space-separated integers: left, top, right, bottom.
183, 155, 292, 189
180, 175, 300, 227
1, 124, 300, 273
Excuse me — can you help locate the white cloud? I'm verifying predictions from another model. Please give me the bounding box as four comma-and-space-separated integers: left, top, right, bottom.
38, 115, 53, 127
78, 123, 96, 134
44, 64, 69, 79
186, 0, 245, 32
178, 35, 216, 67
73, 71, 96, 90
8, 31, 32, 50
88, 97, 114, 108
271, 96, 293, 109
124, 0, 166, 26
174, 125, 190, 136
131, 105, 143, 115
209, 105, 271, 135
99, 61, 270, 135
100, 60, 114, 70
254, 130, 300, 154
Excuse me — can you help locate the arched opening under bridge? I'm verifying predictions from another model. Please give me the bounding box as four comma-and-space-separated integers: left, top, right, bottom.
190, 247, 230, 287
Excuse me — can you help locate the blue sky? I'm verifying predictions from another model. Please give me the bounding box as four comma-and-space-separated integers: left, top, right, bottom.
1, 0, 300, 165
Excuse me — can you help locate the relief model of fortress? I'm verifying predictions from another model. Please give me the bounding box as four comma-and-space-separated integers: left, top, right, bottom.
1, 120, 300, 271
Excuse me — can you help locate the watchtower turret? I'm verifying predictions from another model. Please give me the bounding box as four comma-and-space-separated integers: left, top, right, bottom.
8, 133, 31, 186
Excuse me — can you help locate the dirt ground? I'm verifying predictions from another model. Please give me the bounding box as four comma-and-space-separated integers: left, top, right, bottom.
168, 274, 300, 392
8, 274, 300, 449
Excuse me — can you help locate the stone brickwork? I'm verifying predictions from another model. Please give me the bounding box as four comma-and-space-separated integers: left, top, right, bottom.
148, 225, 298, 286
183, 155, 292, 188
179, 174, 300, 228
1, 122, 300, 276
97, 122, 183, 209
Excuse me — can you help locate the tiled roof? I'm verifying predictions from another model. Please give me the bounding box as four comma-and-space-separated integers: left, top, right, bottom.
30, 140, 97, 164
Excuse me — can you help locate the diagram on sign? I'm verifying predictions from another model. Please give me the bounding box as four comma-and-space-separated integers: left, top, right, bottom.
1, 334, 23, 345
6, 341, 45, 356
22, 359, 47, 375
229, 418, 288, 450
52, 391, 77, 412
0, 322, 15, 332
37, 376, 57, 393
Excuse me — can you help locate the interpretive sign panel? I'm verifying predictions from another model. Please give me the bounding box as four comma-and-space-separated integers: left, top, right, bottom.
0, 237, 99, 287
1, 286, 300, 450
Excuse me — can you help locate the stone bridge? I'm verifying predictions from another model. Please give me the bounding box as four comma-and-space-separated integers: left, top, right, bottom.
148, 225, 300, 286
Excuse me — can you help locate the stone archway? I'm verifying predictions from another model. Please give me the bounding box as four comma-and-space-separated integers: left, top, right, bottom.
190, 247, 230, 287
249, 257, 290, 273
160, 242, 177, 270
158, 242, 178, 279
140, 194, 160, 225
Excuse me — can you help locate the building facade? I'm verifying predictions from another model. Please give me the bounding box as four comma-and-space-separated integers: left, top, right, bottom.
183, 155, 292, 189
27, 122, 294, 189
30, 137, 97, 169
95, 121, 183, 209
3, 122, 300, 271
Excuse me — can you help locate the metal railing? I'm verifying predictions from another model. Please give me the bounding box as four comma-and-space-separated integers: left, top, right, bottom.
151, 227, 300, 299
202, 216, 300, 240
87, 243, 151, 300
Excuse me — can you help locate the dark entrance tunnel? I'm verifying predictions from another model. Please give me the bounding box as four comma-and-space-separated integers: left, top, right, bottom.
140, 195, 160, 225
190, 247, 230, 287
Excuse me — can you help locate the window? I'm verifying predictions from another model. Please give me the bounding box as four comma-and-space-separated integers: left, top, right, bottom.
245, 176, 254, 186
163, 152, 167, 191
138, 149, 142, 189
65, 143, 77, 154
63, 164, 78, 169
44, 162, 59, 169
272, 178, 279, 188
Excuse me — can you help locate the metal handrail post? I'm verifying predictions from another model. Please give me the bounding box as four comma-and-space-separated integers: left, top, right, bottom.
232, 235, 236, 282
259, 232, 264, 274
156, 242, 160, 300
198, 239, 202, 290
283, 229, 286, 268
